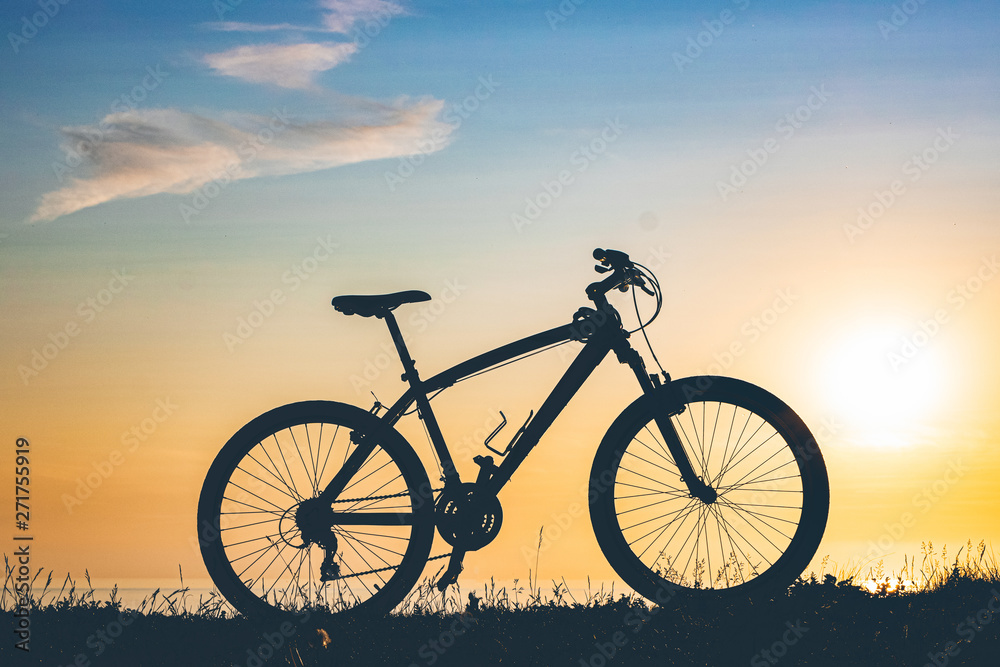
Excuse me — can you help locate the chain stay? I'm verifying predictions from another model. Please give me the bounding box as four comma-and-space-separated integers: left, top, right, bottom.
324, 487, 446, 581
332, 552, 451, 580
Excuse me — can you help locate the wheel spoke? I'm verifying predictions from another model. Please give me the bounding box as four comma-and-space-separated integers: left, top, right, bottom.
602, 384, 825, 595
201, 407, 432, 617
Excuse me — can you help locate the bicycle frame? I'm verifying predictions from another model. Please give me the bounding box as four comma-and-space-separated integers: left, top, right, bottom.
380, 310, 632, 497
319, 290, 705, 507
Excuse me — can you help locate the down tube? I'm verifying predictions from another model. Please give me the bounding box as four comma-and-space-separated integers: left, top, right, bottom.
483, 338, 611, 496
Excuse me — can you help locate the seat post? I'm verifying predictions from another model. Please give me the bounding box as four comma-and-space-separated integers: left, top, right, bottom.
380, 311, 418, 385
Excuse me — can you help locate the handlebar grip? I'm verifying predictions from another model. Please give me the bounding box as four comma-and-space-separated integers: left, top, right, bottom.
593, 248, 632, 270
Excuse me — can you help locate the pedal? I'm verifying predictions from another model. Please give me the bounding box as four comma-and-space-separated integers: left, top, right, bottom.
435, 550, 466, 591
320, 547, 340, 582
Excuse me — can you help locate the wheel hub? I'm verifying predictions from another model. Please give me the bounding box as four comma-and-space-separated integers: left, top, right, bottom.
688, 478, 718, 504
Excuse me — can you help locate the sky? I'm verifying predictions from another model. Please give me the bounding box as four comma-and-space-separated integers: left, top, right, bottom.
2, 0, 999, 598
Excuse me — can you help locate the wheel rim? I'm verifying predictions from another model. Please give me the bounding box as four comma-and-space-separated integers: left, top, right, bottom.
206, 417, 428, 614
611, 398, 808, 591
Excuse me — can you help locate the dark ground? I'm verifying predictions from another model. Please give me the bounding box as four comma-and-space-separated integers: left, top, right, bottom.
4, 577, 999, 666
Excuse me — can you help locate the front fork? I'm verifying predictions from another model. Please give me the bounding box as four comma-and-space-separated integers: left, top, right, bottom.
612, 339, 718, 504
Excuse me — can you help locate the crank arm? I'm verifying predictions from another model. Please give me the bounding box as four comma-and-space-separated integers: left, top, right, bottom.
435, 549, 466, 591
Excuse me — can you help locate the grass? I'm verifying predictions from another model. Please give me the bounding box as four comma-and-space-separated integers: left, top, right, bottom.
3, 542, 999, 666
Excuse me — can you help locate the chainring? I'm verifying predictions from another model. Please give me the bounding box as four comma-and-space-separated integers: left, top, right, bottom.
434, 483, 503, 551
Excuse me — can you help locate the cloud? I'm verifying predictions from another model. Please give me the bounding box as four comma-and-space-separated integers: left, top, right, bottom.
203, 22, 321, 33
30, 100, 452, 223
202, 0, 406, 34
203, 42, 358, 89
319, 0, 405, 34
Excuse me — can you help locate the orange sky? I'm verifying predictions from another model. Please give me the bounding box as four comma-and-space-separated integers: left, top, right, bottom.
2, 0, 999, 602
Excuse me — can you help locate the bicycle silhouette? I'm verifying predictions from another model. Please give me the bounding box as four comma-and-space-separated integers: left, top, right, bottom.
198, 248, 829, 618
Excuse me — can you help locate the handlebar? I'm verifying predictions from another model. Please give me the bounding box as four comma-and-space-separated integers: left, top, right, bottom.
587, 248, 655, 300
593, 248, 633, 272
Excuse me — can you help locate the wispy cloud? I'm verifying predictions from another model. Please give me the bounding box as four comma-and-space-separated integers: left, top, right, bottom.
203, 21, 323, 33
203, 42, 358, 89
202, 0, 406, 34
30, 100, 452, 223
31, 0, 431, 222
319, 0, 405, 34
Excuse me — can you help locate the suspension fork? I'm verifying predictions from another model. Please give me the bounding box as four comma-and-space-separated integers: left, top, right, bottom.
613, 338, 718, 504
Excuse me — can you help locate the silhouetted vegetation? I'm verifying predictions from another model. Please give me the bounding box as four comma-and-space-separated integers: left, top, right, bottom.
3, 542, 998, 666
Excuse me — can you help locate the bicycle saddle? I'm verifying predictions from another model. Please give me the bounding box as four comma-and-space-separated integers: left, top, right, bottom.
331, 290, 431, 317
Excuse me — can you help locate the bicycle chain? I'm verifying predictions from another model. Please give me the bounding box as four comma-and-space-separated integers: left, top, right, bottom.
325, 487, 448, 581
333, 552, 452, 580
329, 487, 443, 504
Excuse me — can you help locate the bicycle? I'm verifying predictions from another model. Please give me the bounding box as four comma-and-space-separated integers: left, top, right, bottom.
197, 248, 830, 619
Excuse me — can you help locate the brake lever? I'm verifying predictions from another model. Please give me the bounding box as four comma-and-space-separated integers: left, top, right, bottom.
630, 272, 656, 296
594, 264, 611, 274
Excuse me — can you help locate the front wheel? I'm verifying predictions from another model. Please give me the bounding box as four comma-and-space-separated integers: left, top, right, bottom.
197, 401, 435, 619
590, 376, 829, 601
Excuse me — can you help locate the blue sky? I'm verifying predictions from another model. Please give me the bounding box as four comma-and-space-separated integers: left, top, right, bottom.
3, 1, 997, 226
2, 0, 999, 586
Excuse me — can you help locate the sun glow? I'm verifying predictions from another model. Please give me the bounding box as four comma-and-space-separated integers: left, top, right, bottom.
821, 326, 949, 446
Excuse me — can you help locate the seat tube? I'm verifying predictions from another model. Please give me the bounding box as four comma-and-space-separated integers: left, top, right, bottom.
380, 312, 458, 482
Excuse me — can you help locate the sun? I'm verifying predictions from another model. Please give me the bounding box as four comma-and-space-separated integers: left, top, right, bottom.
821, 324, 948, 444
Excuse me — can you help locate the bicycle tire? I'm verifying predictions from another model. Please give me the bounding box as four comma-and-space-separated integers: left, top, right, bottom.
590, 376, 829, 601
197, 401, 435, 619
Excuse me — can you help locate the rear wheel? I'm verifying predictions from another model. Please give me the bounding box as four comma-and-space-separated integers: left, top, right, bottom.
197, 401, 435, 619
590, 377, 829, 601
